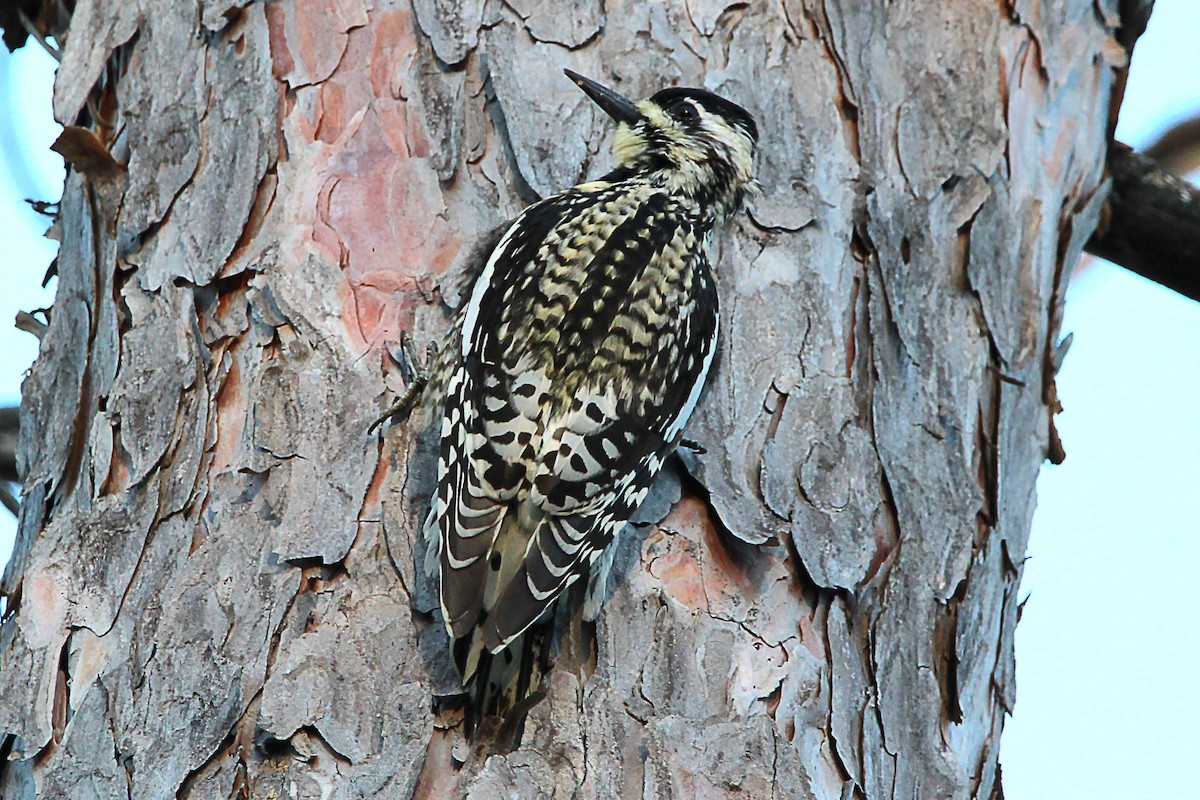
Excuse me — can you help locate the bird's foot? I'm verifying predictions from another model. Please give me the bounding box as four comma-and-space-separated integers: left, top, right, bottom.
369, 331, 438, 435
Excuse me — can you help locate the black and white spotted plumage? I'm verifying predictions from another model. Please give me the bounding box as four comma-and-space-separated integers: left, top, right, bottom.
428, 71, 758, 732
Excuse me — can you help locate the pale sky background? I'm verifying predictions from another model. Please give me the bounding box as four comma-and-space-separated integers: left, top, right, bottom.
1, 6, 1198, 797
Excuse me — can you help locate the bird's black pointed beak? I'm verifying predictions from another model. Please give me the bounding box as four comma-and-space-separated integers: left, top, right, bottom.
564, 69, 642, 125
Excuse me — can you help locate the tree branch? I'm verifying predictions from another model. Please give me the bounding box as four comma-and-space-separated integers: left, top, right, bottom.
1084, 144, 1200, 302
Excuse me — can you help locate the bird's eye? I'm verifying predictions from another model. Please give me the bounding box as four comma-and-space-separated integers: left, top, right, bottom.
673, 102, 699, 123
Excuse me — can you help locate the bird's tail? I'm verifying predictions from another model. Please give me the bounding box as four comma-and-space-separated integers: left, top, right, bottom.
456, 622, 551, 744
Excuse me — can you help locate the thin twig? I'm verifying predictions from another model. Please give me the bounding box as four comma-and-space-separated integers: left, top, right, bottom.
16, 8, 61, 61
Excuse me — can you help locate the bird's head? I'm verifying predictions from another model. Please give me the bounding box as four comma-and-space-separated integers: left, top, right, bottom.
565, 70, 759, 222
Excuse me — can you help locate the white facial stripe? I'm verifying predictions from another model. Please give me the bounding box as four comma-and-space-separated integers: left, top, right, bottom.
698, 111, 754, 180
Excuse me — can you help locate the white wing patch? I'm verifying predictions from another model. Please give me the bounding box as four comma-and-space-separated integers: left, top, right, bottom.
460, 218, 525, 358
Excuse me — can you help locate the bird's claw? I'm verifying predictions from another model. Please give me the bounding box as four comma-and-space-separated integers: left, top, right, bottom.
370, 332, 436, 435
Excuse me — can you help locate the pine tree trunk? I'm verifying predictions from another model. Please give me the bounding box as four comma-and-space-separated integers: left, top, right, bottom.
0, 1, 1120, 797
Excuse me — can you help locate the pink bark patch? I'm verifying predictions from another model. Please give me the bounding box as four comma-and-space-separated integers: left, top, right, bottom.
25, 573, 68, 648
645, 527, 708, 611
267, 0, 368, 87
270, 4, 464, 352
211, 356, 247, 475
648, 495, 757, 616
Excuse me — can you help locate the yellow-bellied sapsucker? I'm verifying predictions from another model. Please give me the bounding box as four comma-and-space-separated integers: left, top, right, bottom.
430, 70, 758, 734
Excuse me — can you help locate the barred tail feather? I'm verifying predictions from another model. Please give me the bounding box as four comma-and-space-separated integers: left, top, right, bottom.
458, 624, 550, 742
445, 509, 554, 741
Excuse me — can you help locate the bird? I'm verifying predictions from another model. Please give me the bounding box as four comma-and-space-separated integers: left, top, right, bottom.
425, 69, 758, 738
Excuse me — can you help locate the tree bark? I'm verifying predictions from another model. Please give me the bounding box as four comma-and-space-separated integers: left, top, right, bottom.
0, 1, 1119, 798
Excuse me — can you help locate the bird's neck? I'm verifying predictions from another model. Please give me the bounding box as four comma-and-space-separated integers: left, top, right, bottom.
596, 167, 742, 229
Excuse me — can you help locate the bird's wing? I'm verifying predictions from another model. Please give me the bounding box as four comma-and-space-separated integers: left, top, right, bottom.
435, 184, 719, 664
479, 262, 719, 651
435, 194, 573, 642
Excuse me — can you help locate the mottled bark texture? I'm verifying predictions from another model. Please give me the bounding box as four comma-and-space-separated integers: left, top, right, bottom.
0, 1, 1119, 798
